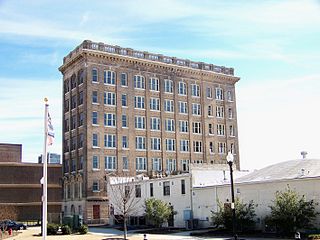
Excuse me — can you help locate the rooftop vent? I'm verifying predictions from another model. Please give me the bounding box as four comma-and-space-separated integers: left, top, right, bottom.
301, 151, 308, 159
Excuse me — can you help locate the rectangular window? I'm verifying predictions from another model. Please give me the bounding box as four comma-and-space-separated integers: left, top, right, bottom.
104, 134, 116, 148
104, 70, 116, 85
209, 142, 214, 154
122, 136, 128, 149
78, 91, 83, 105
179, 101, 188, 114
104, 92, 116, 106
149, 78, 159, 91
92, 133, 98, 147
166, 159, 176, 172
92, 68, 98, 82
152, 158, 162, 171
150, 97, 160, 111
136, 136, 146, 150
179, 120, 189, 133
164, 99, 174, 112
134, 75, 145, 89
104, 113, 116, 127
105, 156, 116, 170
92, 91, 98, 104
92, 181, 99, 192
134, 96, 145, 109
135, 185, 141, 198
209, 123, 214, 135
71, 95, 77, 109
215, 87, 224, 100
193, 141, 202, 153
181, 160, 190, 172
163, 181, 170, 196
121, 73, 128, 86
191, 84, 200, 97
217, 124, 225, 136
228, 108, 233, 119
92, 111, 98, 125
227, 90, 233, 102
180, 140, 189, 152
218, 142, 226, 154
207, 87, 213, 98
92, 155, 99, 169
208, 105, 213, 117
178, 82, 187, 95
181, 179, 186, 194
151, 138, 161, 151
136, 157, 146, 171
79, 112, 84, 126
79, 133, 84, 148
122, 115, 127, 128
192, 103, 201, 115
165, 119, 175, 132
192, 122, 201, 134
135, 116, 146, 129
230, 143, 235, 154
164, 79, 173, 93
122, 94, 127, 107
216, 106, 224, 118
165, 139, 175, 151
123, 156, 129, 170
150, 117, 161, 131
229, 125, 235, 137
150, 183, 154, 197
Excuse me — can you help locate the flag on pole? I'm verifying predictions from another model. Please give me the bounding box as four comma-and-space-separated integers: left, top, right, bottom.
47, 112, 54, 146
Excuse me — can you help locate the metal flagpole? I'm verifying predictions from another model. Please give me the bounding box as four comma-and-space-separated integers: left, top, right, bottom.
42, 98, 49, 240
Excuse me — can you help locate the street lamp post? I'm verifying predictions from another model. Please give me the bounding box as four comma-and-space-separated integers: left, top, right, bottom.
227, 151, 237, 240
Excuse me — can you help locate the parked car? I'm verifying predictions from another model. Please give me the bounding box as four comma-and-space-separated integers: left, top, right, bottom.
0, 220, 27, 230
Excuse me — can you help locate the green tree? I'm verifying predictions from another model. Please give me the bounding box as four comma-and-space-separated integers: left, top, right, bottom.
212, 198, 256, 232
145, 198, 173, 228
266, 187, 318, 236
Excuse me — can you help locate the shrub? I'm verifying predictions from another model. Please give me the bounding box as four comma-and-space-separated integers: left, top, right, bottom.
61, 225, 72, 235
309, 234, 320, 240
47, 223, 59, 235
78, 225, 88, 234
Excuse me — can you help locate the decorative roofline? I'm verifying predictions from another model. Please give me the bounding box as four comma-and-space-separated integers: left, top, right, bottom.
62, 40, 235, 76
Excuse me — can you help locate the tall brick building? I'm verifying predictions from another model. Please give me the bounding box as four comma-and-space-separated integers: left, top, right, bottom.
59, 40, 240, 224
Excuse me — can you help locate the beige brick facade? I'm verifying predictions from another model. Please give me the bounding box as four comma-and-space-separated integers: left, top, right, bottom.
59, 40, 240, 224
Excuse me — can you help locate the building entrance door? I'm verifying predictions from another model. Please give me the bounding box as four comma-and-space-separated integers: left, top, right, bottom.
93, 205, 100, 219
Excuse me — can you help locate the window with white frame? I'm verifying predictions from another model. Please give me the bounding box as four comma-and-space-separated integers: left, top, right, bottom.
122, 115, 127, 128
193, 141, 202, 153
217, 124, 225, 136
163, 181, 170, 196
150, 117, 160, 131
179, 120, 189, 133
165, 119, 175, 132
215, 87, 224, 100
92, 111, 98, 125
92, 155, 99, 169
207, 87, 213, 98
136, 157, 146, 171
178, 101, 188, 114
191, 84, 200, 97
149, 78, 159, 91
164, 79, 173, 93
122, 136, 128, 149
136, 136, 146, 150
121, 73, 128, 86
180, 140, 189, 152
166, 139, 175, 151
216, 106, 224, 118
105, 156, 116, 170
229, 125, 235, 136
92, 91, 98, 104
121, 94, 127, 107
134, 96, 145, 109
166, 159, 176, 172
150, 98, 160, 111
104, 70, 116, 85
227, 90, 233, 102
104, 113, 116, 127
178, 82, 187, 95
104, 92, 116, 106
218, 142, 226, 154
192, 122, 201, 134
92, 181, 99, 192
152, 158, 162, 171
228, 108, 233, 119
208, 123, 214, 135
92, 68, 98, 82
92, 133, 98, 147
135, 116, 145, 129
164, 99, 174, 112
122, 156, 129, 170
192, 103, 201, 115
151, 138, 161, 151
208, 105, 213, 117
181, 159, 190, 172
209, 142, 214, 154
134, 75, 145, 89
104, 134, 116, 148
230, 143, 235, 154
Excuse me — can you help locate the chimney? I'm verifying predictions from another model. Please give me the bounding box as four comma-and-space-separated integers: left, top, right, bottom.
301, 151, 308, 159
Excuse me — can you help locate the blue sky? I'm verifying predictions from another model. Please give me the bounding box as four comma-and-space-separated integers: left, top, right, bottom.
0, 0, 319, 170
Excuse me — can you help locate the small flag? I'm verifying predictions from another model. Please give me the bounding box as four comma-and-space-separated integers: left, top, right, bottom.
47, 112, 55, 146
